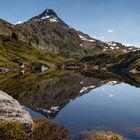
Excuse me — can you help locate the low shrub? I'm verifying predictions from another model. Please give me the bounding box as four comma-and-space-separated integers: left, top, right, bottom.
30, 119, 69, 140
0, 120, 26, 140
0, 119, 69, 140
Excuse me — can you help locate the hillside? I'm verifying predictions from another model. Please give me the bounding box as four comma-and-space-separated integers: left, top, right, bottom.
0, 9, 139, 71
0, 34, 63, 69
81, 51, 140, 73
17, 9, 139, 58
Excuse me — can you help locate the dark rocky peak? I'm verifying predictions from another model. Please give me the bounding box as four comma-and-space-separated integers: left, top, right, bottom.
29, 9, 61, 22
40, 9, 58, 18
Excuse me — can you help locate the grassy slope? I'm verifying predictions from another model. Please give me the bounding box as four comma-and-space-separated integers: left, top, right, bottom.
81, 51, 140, 71
0, 34, 64, 68
0, 33, 140, 72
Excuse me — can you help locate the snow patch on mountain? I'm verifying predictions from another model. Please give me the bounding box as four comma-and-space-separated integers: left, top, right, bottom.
79, 35, 95, 42
80, 86, 95, 93
15, 21, 24, 25
30, 9, 60, 23
49, 17, 58, 22
106, 42, 117, 47
41, 15, 50, 20
40, 14, 59, 22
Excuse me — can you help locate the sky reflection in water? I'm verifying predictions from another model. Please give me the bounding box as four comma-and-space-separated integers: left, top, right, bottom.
55, 83, 140, 139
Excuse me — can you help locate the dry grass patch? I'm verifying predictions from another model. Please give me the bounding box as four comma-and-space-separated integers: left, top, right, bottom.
84, 131, 127, 140
0, 119, 69, 140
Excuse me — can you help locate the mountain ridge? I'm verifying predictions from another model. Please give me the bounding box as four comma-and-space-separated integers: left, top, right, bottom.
29, 9, 63, 23
0, 9, 140, 72
1, 9, 139, 55
16, 9, 140, 58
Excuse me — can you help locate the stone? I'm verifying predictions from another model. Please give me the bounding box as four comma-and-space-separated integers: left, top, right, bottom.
0, 91, 33, 132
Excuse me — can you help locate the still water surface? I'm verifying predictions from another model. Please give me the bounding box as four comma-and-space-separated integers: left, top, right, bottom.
55, 83, 140, 139
0, 71, 140, 139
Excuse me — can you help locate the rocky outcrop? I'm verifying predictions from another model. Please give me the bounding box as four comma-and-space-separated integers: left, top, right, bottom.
0, 91, 33, 132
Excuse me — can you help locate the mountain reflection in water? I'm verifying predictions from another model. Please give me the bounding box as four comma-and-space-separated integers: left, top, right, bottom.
0, 70, 140, 139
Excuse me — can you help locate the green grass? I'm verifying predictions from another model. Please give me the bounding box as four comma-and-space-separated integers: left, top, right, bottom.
0, 34, 65, 68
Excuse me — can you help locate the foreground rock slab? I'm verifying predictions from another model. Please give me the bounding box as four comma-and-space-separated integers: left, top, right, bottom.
0, 91, 33, 131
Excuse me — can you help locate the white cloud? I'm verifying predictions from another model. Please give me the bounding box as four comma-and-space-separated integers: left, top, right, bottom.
109, 94, 114, 97
107, 29, 113, 33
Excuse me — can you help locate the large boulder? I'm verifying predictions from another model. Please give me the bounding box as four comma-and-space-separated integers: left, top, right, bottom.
0, 91, 33, 132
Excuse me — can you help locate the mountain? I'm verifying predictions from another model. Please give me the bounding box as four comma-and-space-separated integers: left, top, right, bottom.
80, 50, 140, 73
16, 9, 97, 58
0, 31, 63, 69
0, 19, 14, 36
0, 9, 140, 70
29, 9, 63, 23
16, 9, 140, 58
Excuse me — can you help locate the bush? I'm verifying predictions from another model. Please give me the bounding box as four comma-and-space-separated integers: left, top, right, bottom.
0, 120, 26, 140
30, 119, 69, 140
0, 119, 69, 140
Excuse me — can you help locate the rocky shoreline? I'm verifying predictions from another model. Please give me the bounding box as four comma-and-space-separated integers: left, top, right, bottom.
0, 91, 69, 140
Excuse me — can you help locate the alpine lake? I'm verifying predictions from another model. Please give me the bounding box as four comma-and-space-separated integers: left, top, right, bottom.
0, 70, 140, 140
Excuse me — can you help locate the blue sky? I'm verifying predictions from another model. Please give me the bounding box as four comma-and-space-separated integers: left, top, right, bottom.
0, 0, 140, 47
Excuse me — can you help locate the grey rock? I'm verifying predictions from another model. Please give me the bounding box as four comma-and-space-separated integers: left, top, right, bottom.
0, 91, 33, 132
